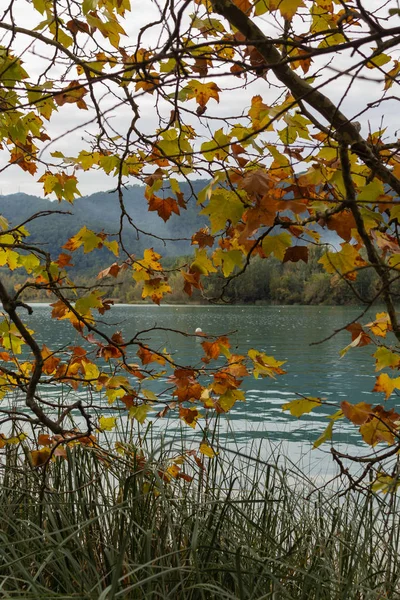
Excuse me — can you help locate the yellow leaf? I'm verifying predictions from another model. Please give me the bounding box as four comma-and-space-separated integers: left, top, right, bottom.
184, 80, 220, 107
313, 409, 344, 449
218, 389, 245, 412
129, 404, 151, 423
367, 312, 391, 338
98, 416, 117, 431
83, 362, 100, 381
106, 388, 125, 404
319, 243, 366, 281
213, 248, 243, 277
199, 442, 218, 457
31, 447, 52, 467
200, 189, 245, 234
191, 248, 218, 275
142, 389, 158, 401
282, 397, 321, 417
372, 373, 400, 400
248, 349, 286, 379
372, 472, 400, 494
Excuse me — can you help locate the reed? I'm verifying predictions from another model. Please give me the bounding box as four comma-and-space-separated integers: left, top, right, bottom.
0, 436, 399, 599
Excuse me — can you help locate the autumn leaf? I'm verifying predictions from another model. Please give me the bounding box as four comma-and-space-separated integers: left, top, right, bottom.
199, 442, 218, 457
366, 312, 392, 338
183, 80, 221, 107
129, 404, 151, 424
137, 346, 166, 366
248, 349, 286, 379
180, 406, 202, 428
282, 397, 321, 417
31, 447, 52, 467
373, 347, 400, 371
319, 243, 366, 280
142, 278, 172, 304
341, 401, 372, 425
54, 81, 88, 109
359, 407, 400, 446
283, 246, 308, 263
372, 472, 400, 494
98, 416, 117, 431
268, 0, 305, 20
148, 195, 180, 221
262, 232, 292, 261
372, 373, 400, 400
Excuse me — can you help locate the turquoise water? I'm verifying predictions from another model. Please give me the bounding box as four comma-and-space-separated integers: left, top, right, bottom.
18, 303, 391, 477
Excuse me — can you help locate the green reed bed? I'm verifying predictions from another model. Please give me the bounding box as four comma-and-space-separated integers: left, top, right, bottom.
0, 439, 399, 600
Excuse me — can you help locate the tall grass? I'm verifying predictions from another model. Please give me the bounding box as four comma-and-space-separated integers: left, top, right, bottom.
0, 438, 399, 599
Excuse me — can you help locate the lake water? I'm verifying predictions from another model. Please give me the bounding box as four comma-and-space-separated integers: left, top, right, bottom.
17, 303, 391, 479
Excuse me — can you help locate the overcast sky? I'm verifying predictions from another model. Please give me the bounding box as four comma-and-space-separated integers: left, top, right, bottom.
1, 0, 399, 198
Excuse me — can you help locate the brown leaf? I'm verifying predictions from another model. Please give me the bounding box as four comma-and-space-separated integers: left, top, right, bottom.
283, 246, 308, 263
54, 81, 88, 108
341, 401, 372, 425
326, 211, 357, 242
148, 195, 180, 222
345, 323, 371, 346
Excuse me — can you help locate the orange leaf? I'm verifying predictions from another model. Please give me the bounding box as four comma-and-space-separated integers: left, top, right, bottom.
148, 195, 180, 222
341, 401, 372, 425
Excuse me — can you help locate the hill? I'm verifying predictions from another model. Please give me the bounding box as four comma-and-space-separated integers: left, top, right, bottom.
1, 181, 208, 273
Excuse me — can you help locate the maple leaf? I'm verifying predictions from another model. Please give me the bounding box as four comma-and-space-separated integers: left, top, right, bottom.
137, 346, 166, 366
202, 336, 230, 362
31, 447, 52, 467
360, 407, 400, 446
283, 246, 308, 263
232, 0, 252, 14
373, 347, 400, 371
366, 312, 392, 338
142, 278, 172, 304
184, 80, 221, 107
180, 406, 202, 428
54, 81, 88, 109
98, 416, 117, 431
373, 373, 400, 400
200, 189, 245, 234
341, 401, 372, 425
192, 228, 214, 248
262, 232, 292, 261
248, 349, 286, 379
319, 243, 366, 281
282, 397, 322, 417
129, 404, 151, 424
148, 195, 180, 222
133, 248, 163, 281
199, 443, 218, 458
41, 345, 61, 375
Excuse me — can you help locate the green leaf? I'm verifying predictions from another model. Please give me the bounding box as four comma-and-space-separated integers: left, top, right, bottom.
357, 180, 384, 202
200, 189, 245, 234
262, 232, 292, 261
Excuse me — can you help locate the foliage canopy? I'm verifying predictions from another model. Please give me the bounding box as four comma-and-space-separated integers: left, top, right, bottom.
1, 0, 400, 489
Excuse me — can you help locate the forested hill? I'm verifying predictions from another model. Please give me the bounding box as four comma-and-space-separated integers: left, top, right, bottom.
0, 180, 207, 272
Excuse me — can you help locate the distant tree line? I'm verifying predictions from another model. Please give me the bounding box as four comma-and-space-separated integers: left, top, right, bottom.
5, 246, 389, 306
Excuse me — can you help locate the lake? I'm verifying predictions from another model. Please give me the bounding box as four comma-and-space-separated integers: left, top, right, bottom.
17, 303, 390, 479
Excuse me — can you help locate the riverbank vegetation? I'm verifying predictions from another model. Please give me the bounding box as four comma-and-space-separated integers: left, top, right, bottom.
4, 245, 387, 306
2, 440, 400, 599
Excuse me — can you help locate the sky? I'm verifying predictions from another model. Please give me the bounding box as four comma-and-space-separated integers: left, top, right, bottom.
1, 0, 399, 198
